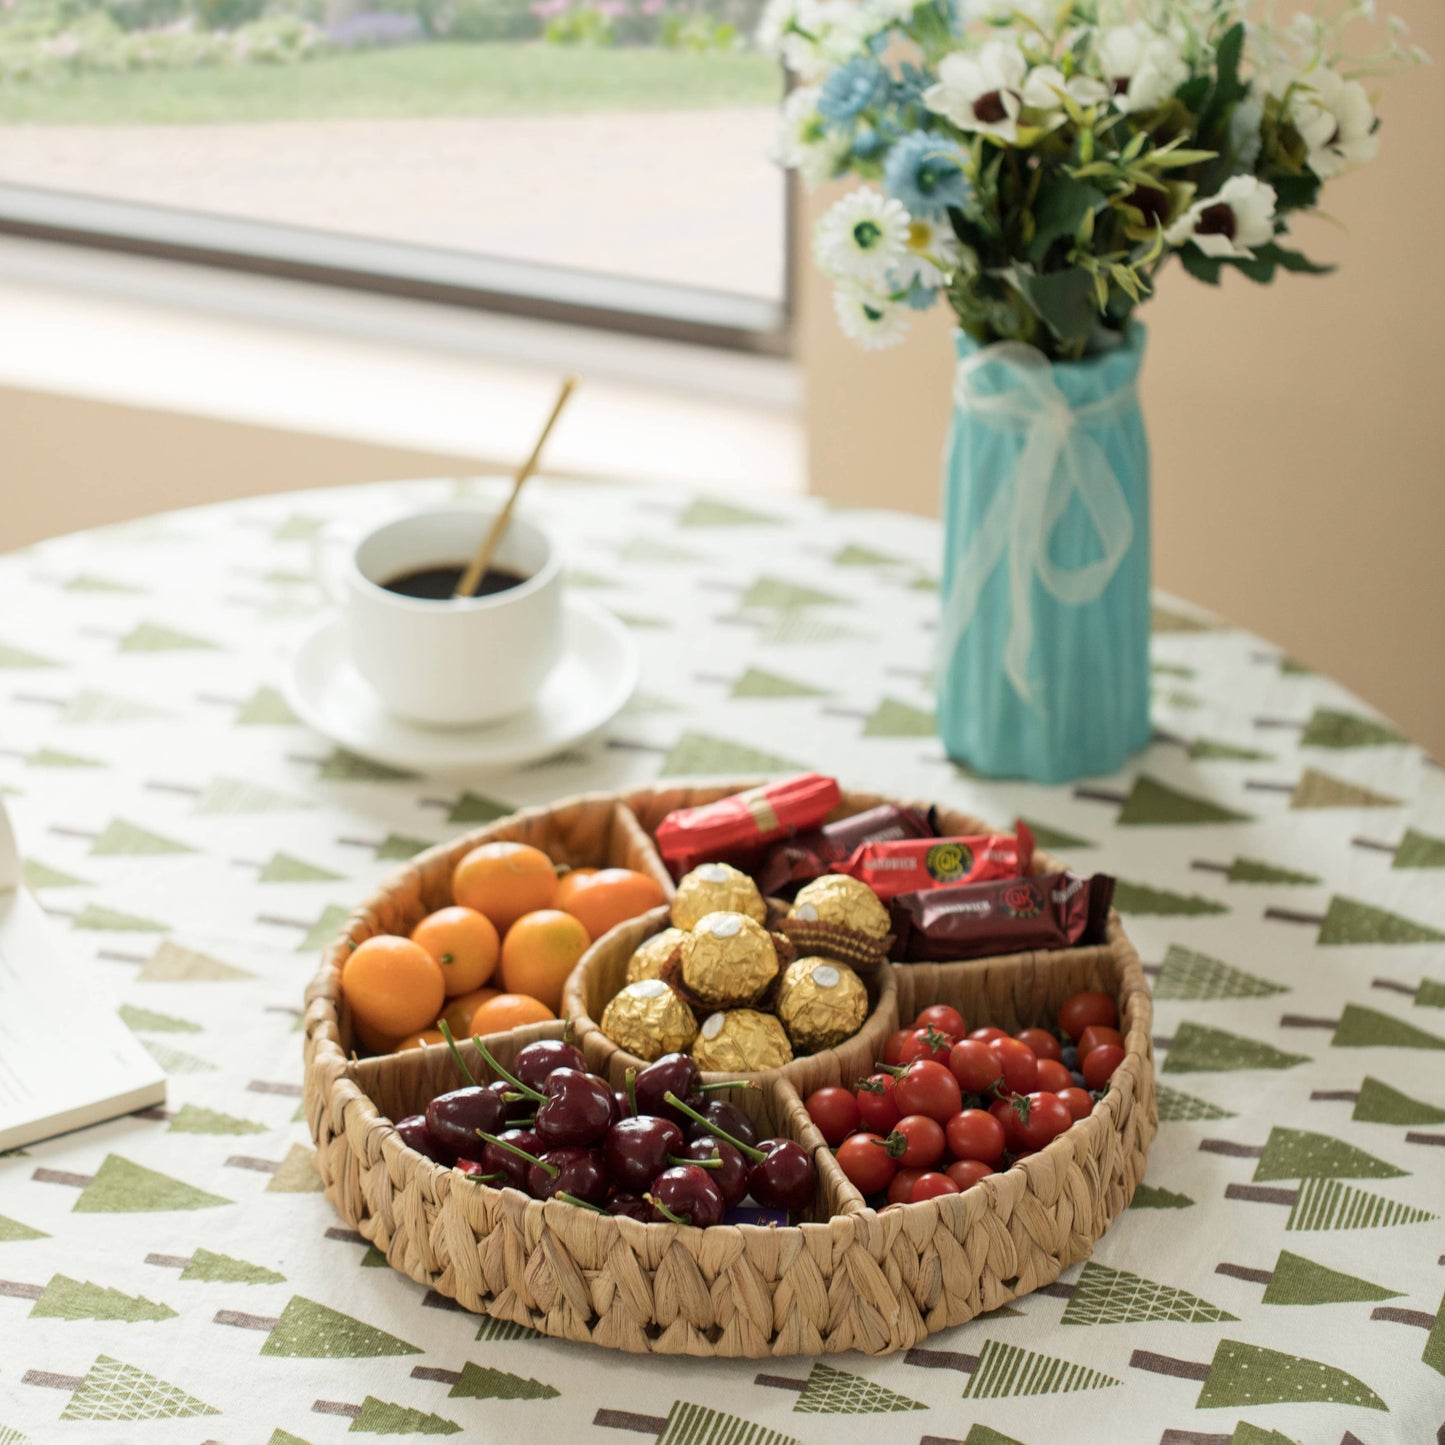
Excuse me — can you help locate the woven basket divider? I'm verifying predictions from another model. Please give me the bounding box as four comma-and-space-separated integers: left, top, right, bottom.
305, 783, 1156, 1356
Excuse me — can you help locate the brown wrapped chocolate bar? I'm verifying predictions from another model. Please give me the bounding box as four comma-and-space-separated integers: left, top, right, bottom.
890, 872, 1115, 962
753, 803, 932, 896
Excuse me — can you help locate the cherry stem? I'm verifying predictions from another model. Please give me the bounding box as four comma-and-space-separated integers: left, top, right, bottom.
475, 1129, 556, 1177
437, 1019, 478, 1088
644, 1193, 691, 1226
470, 1037, 545, 1101
555, 1191, 605, 1213
669, 1154, 720, 1169
460, 1171, 506, 1184
695, 1079, 758, 1093
625, 1067, 638, 1117
662, 1091, 764, 1163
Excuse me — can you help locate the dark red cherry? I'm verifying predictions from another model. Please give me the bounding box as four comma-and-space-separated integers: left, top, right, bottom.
480, 1127, 542, 1187
684, 1098, 758, 1150
513, 1039, 587, 1092
453, 1158, 504, 1183
396, 1113, 454, 1166
606, 1192, 653, 1221
613, 1089, 634, 1119
648, 1165, 725, 1228
748, 1139, 816, 1213
604, 1116, 684, 1193
528, 1146, 609, 1205
634, 1054, 699, 1123
487, 1077, 535, 1125
535, 1069, 617, 1148
425, 1086, 506, 1159
679, 1137, 748, 1208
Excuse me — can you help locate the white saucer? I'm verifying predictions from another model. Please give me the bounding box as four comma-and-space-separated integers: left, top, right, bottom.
284, 596, 639, 775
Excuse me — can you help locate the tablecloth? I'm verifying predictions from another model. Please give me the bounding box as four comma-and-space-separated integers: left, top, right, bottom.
0, 475, 1441, 1445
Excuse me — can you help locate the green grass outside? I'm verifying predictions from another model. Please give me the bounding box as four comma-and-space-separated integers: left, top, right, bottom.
0, 42, 782, 124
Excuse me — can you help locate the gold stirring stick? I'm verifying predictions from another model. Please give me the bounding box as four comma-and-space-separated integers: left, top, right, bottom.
453, 374, 578, 600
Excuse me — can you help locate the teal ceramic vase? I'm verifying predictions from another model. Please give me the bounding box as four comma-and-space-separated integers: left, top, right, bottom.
936, 325, 1152, 782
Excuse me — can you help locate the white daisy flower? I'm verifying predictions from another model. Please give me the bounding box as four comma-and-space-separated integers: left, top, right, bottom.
833, 283, 910, 350
815, 187, 912, 283
923, 40, 1029, 144
755, 0, 801, 61
1289, 66, 1380, 179
1022, 64, 1110, 113
772, 85, 852, 187
1095, 24, 1187, 113
896, 214, 963, 289
1229, 89, 1264, 169
1165, 175, 1277, 259
767, 0, 878, 80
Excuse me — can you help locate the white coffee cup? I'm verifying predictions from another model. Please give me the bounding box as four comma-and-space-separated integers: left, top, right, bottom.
338, 507, 564, 728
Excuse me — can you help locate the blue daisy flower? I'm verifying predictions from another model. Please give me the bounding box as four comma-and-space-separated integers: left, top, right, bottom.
817, 57, 891, 125
884, 130, 970, 218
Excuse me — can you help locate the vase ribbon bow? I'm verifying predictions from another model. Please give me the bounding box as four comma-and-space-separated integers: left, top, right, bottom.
941, 341, 1138, 708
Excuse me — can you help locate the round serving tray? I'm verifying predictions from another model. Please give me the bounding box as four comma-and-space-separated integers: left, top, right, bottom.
303, 783, 1156, 1356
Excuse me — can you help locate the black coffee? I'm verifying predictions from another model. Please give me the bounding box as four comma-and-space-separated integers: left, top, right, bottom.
381, 564, 526, 600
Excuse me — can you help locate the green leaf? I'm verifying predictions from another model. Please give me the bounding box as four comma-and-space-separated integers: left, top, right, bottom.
1270, 170, 1322, 210
1261, 243, 1334, 276
1178, 248, 1225, 286
1020, 266, 1100, 347
1025, 176, 1102, 266
1200, 22, 1246, 137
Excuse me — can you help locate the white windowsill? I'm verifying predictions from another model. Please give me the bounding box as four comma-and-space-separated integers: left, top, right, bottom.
0, 236, 806, 495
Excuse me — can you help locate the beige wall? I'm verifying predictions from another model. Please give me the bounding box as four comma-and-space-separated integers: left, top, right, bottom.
800, 0, 1445, 757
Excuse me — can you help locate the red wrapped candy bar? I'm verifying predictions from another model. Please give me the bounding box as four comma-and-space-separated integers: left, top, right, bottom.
842, 821, 1035, 901
753, 803, 933, 896
655, 773, 842, 877
890, 871, 1115, 962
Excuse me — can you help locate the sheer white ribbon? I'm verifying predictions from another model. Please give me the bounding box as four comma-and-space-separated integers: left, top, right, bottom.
940, 341, 1139, 708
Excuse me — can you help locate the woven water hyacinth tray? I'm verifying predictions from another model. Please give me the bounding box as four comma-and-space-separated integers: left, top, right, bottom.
303, 784, 1156, 1357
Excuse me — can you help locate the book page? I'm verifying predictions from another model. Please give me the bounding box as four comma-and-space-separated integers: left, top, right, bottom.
0, 801, 165, 1151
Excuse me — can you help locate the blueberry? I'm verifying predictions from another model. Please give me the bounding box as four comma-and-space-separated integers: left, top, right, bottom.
1060, 1045, 1080, 1070
1070, 1070, 1088, 1089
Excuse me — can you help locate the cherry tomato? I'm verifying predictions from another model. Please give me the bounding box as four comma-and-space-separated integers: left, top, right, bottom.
897, 1028, 954, 1067
835, 1132, 896, 1194
913, 1004, 966, 1039
968, 1026, 1007, 1045
882, 1029, 913, 1066
909, 1171, 960, 1202
1083, 1043, 1125, 1090
855, 1073, 902, 1134
990, 1096, 1027, 1150
1035, 1058, 1073, 1093
945, 1158, 994, 1191
945, 1107, 1006, 1164
1058, 990, 1118, 1042
1057, 1087, 1094, 1121
1016, 1091, 1072, 1151
988, 1037, 1039, 1096
893, 1061, 963, 1123
1014, 1027, 1062, 1063
887, 1168, 923, 1205
804, 1087, 860, 1147
887, 1114, 946, 1170
948, 1039, 1004, 1095
1077, 1025, 1125, 1060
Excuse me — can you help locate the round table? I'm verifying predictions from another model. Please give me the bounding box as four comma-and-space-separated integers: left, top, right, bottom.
1, 476, 1442, 1444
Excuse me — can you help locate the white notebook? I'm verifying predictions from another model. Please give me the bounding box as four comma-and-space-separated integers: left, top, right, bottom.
0, 798, 166, 1152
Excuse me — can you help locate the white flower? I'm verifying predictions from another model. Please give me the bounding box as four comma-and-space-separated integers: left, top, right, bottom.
772, 85, 851, 187
1229, 90, 1264, 169
1290, 66, 1380, 179
755, 0, 801, 60
767, 0, 879, 79
1166, 175, 1277, 259
815, 187, 912, 283
895, 214, 963, 289
1095, 24, 1188, 113
867, 0, 919, 23
923, 40, 1029, 144
1021, 64, 1110, 112
961, 0, 1048, 24
833, 283, 910, 350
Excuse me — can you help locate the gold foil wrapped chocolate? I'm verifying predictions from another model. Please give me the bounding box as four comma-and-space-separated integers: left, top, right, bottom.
775, 957, 868, 1053
690, 1008, 793, 1072
671, 862, 767, 931
789, 874, 891, 940
680, 911, 779, 1007
624, 927, 687, 985
599, 979, 698, 1062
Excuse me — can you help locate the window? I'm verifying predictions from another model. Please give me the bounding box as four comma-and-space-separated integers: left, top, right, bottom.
0, 0, 788, 351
